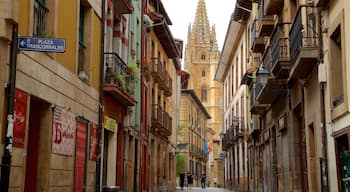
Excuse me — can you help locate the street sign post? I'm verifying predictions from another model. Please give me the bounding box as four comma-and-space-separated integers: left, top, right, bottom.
18, 37, 66, 53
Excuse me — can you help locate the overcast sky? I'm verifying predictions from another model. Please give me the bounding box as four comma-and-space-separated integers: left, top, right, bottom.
162, 0, 236, 53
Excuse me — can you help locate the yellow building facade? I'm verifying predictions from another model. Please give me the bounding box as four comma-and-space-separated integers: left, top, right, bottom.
0, 0, 102, 191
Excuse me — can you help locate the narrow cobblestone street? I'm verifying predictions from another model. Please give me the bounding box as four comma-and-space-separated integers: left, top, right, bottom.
176, 187, 231, 192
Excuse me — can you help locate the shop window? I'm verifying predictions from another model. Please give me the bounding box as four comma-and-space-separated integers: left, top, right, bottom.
336, 134, 350, 192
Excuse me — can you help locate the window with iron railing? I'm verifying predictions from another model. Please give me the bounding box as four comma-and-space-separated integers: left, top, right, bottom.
33, 0, 48, 37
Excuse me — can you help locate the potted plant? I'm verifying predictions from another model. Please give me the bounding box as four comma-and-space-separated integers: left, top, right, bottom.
127, 62, 139, 79
144, 64, 153, 81
115, 74, 126, 92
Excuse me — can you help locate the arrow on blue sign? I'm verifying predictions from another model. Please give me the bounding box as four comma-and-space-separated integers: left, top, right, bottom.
18, 37, 66, 53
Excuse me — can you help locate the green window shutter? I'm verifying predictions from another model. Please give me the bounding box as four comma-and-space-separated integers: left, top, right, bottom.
39, 0, 46, 5
79, 6, 84, 44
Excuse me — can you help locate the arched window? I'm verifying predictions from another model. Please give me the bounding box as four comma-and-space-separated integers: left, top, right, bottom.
201, 88, 207, 102
201, 52, 206, 60
202, 70, 206, 77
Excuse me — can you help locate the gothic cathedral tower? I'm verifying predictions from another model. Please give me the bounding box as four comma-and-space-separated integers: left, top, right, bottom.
184, 0, 224, 183
185, 0, 223, 141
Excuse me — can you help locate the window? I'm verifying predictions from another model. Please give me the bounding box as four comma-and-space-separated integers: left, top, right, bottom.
330, 25, 344, 108
201, 52, 206, 61
202, 70, 206, 77
78, 5, 88, 81
201, 88, 207, 102
33, 0, 48, 37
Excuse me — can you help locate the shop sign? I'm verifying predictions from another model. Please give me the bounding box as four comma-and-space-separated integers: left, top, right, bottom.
104, 116, 116, 132
52, 106, 76, 156
89, 123, 99, 160
13, 89, 28, 148
74, 120, 87, 192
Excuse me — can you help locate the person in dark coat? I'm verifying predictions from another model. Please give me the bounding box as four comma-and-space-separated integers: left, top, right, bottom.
180, 173, 185, 190
201, 174, 206, 189
187, 173, 193, 189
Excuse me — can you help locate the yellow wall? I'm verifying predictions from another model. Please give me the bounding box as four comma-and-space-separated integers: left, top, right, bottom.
56, 0, 78, 73
18, 0, 29, 36
92, 12, 101, 90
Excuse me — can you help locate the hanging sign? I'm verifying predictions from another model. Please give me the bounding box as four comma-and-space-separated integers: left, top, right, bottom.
104, 116, 116, 132
13, 89, 28, 148
89, 123, 99, 160
52, 106, 76, 156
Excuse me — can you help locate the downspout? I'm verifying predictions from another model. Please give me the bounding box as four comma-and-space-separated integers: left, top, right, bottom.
319, 6, 329, 192
96, 0, 105, 191
0, 22, 18, 192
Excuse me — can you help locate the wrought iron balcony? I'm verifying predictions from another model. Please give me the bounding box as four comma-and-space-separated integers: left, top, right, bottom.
249, 115, 260, 138
162, 111, 172, 136
113, 0, 132, 14
104, 53, 136, 106
250, 78, 269, 115
251, 19, 266, 53
241, 53, 260, 86
257, 1, 275, 37
270, 25, 291, 78
151, 104, 172, 136
151, 58, 172, 97
289, 5, 321, 79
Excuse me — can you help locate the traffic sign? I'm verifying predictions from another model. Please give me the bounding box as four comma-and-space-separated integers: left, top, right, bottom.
18, 37, 66, 53
220, 153, 225, 158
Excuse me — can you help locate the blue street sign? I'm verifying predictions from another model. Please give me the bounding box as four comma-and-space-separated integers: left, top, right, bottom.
220, 153, 225, 158
18, 37, 66, 53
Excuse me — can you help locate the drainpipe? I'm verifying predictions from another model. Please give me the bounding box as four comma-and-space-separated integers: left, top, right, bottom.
0, 22, 18, 192
319, 6, 329, 192
96, 0, 105, 191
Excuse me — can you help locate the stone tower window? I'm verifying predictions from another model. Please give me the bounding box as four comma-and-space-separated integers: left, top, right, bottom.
201, 52, 206, 61
202, 70, 206, 77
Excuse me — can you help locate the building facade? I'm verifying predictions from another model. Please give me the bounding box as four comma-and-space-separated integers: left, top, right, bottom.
0, 0, 102, 191
178, 89, 211, 187
215, 1, 252, 190
144, 0, 182, 191
184, 0, 224, 187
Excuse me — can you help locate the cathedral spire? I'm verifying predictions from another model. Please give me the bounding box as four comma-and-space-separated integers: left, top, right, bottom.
191, 0, 211, 44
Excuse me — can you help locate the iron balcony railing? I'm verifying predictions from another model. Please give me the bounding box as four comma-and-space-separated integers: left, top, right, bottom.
289, 5, 320, 65
271, 26, 290, 66
151, 104, 163, 127
261, 48, 272, 72
33, 0, 49, 37
250, 19, 257, 50
163, 111, 172, 135
104, 53, 134, 94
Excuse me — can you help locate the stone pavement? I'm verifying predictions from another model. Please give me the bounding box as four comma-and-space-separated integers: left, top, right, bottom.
176, 186, 232, 192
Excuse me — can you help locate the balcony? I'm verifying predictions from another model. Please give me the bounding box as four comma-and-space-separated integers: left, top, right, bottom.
264, 0, 284, 15
250, 79, 269, 115
104, 53, 136, 106
251, 19, 266, 53
249, 115, 260, 137
151, 58, 173, 97
241, 53, 260, 86
113, 0, 132, 14
257, 1, 275, 37
151, 104, 172, 136
289, 5, 321, 79
270, 25, 291, 78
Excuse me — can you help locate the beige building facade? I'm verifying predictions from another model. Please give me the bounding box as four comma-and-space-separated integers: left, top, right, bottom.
146, 0, 181, 191
177, 89, 211, 187
184, 0, 224, 187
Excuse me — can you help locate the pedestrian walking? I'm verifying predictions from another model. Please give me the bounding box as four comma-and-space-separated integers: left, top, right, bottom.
187, 173, 193, 189
201, 174, 206, 189
180, 173, 185, 190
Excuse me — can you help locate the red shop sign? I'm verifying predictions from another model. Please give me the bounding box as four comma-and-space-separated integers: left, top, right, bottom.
89, 123, 98, 161
74, 120, 87, 192
13, 89, 28, 148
